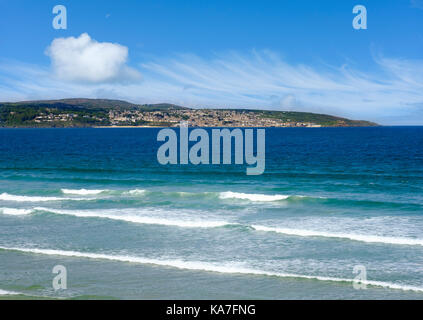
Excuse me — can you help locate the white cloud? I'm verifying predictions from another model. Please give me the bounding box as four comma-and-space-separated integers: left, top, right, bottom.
45, 33, 141, 83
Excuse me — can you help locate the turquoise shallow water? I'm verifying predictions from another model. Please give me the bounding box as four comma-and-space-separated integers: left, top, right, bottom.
1, 127, 423, 299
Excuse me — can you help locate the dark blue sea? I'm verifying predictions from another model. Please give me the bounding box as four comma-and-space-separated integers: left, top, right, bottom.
1, 127, 423, 299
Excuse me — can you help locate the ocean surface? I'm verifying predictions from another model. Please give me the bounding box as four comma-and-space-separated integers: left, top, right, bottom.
1, 127, 423, 299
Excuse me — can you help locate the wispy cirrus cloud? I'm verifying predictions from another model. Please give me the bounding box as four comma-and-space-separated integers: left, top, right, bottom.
142, 51, 423, 123
1, 49, 423, 124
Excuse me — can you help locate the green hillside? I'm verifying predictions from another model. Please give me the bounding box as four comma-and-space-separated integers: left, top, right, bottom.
0, 99, 378, 127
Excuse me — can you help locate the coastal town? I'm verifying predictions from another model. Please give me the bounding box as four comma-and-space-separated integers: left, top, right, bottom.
107, 109, 323, 127
0, 99, 377, 127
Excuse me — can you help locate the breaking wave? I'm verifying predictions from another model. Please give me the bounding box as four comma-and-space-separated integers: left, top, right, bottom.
61, 189, 108, 195
219, 191, 290, 202
0, 289, 19, 296
0, 208, 34, 216
4, 205, 423, 247
2, 246, 423, 293
34, 207, 231, 228
0, 193, 83, 202
251, 225, 423, 246
124, 189, 146, 195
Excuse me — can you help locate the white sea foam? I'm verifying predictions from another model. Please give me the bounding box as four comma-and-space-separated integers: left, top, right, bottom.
0, 289, 19, 296
251, 225, 423, 246
125, 189, 146, 195
34, 207, 230, 228
2, 246, 423, 293
0, 193, 75, 202
175, 191, 194, 196
176, 191, 214, 197
61, 189, 107, 195
219, 192, 289, 202
0, 208, 34, 216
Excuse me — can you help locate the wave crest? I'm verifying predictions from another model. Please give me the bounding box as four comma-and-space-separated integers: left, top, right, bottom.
251, 225, 423, 246
61, 189, 107, 195
124, 189, 146, 195
2, 246, 422, 293
219, 192, 290, 202
34, 207, 231, 228
0, 208, 34, 216
0, 193, 70, 202
0, 289, 19, 296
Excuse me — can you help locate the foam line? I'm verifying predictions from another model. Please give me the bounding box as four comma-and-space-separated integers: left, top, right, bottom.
0, 193, 85, 202
219, 191, 289, 202
0, 208, 34, 216
1, 246, 423, 293
61, 189, 107, 195
0, 289, 19, 296
252, 225, 423, 246
35, 207, 231, 228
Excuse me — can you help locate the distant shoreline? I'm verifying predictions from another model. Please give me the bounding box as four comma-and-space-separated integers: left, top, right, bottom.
0, 125, 382, 129
0, 98, 379, 128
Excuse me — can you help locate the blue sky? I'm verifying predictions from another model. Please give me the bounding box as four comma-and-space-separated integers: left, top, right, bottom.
0, 0, 422, 124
